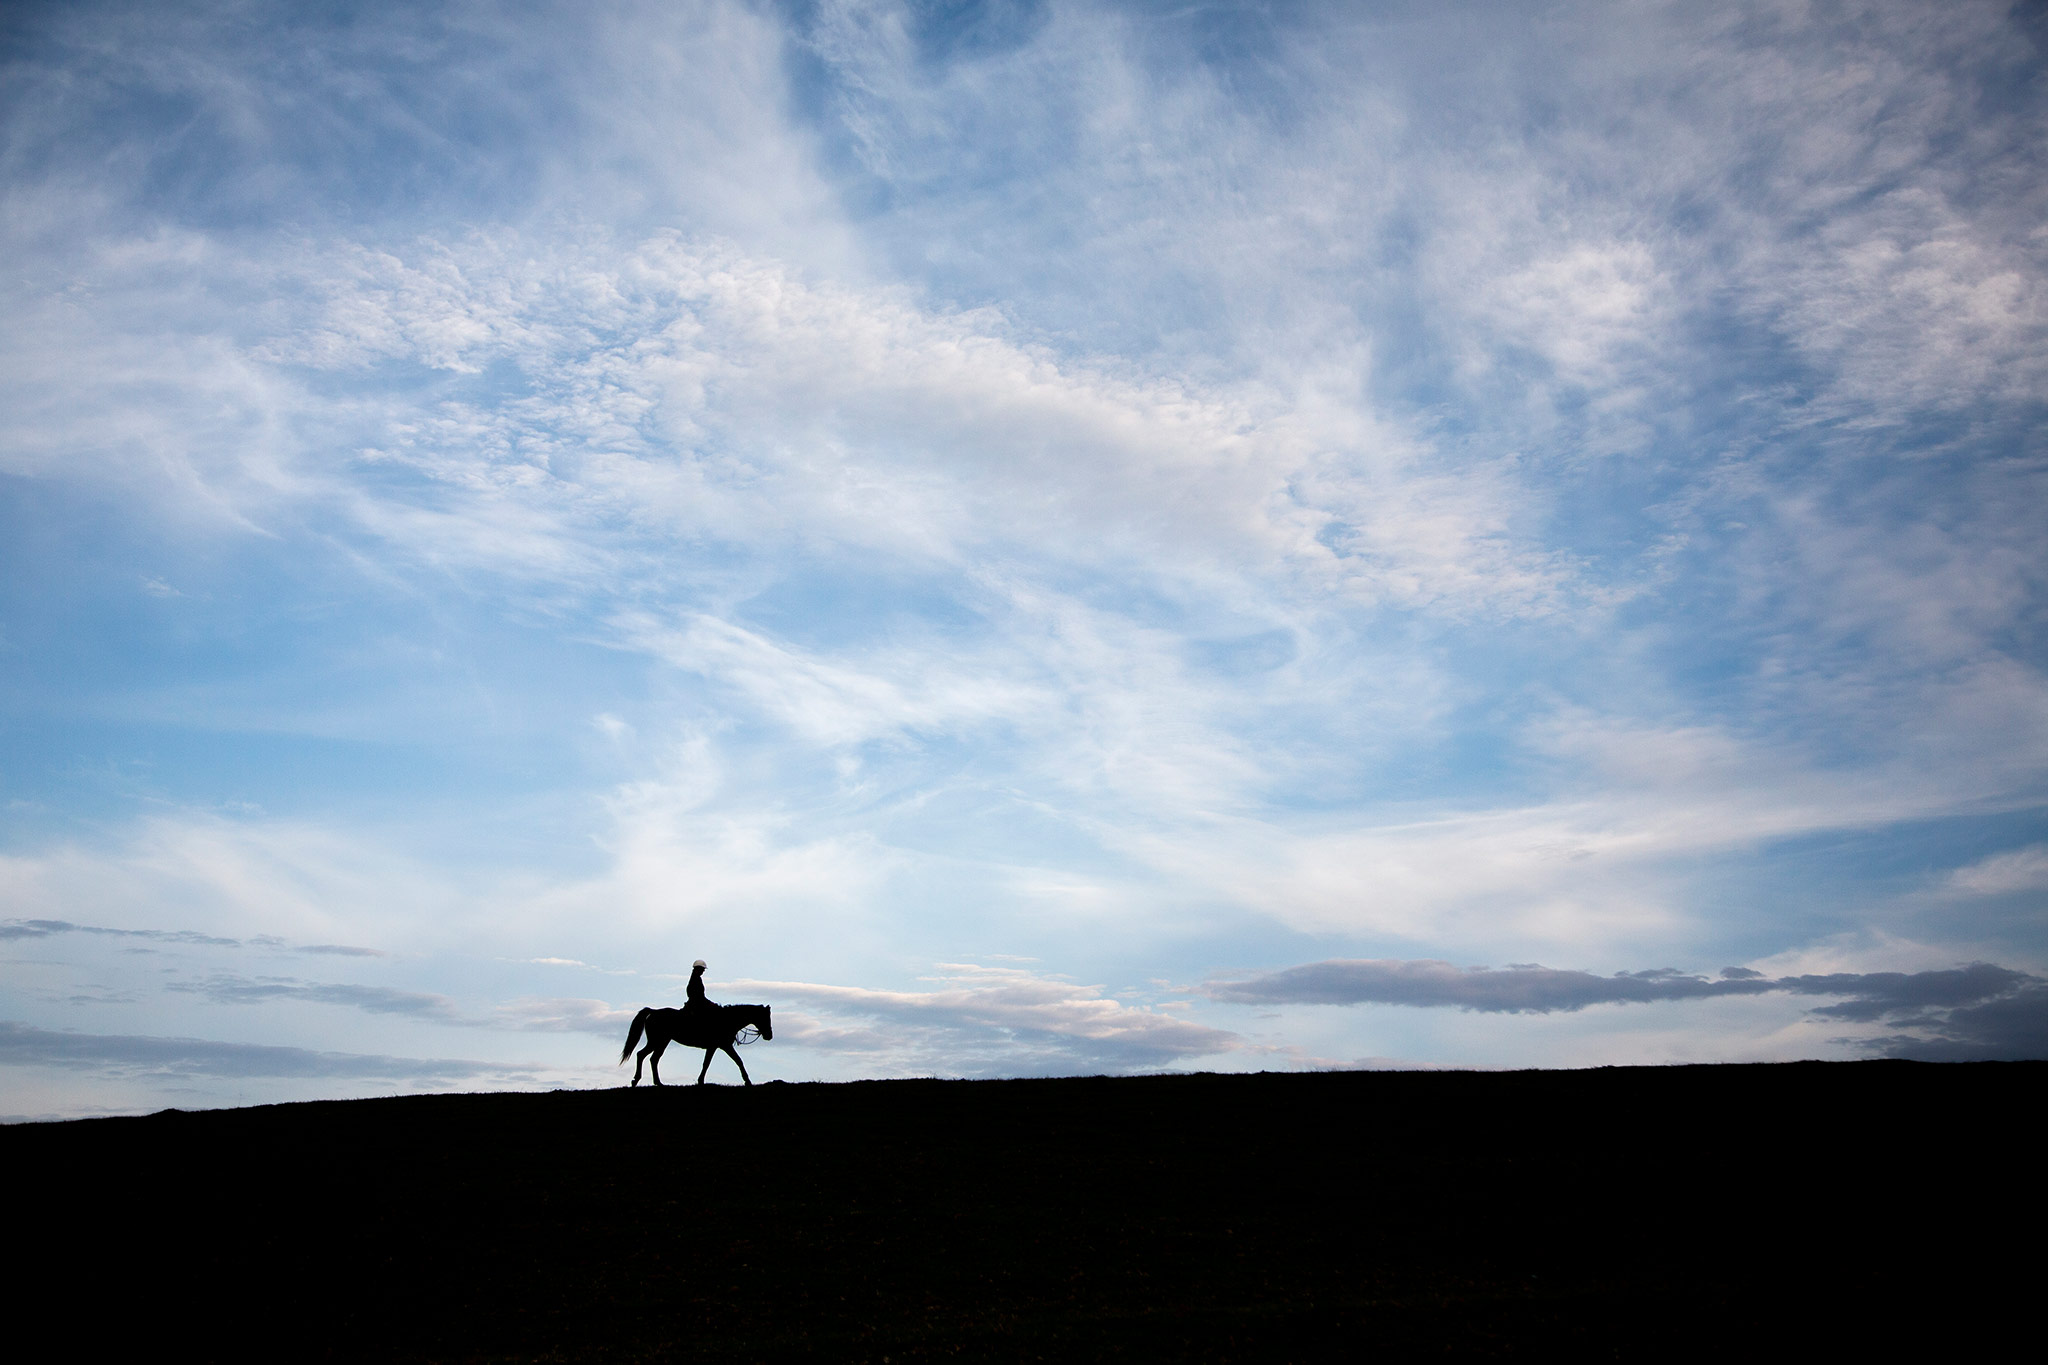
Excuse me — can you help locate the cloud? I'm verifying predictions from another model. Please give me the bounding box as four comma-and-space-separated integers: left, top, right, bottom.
0, 919, 240, 947
164, 973, 459, 1020
1207, 959, 1775, 1012
1111, 696, 2048, 945
0, 918, 385, 958
5, 209, 1575, 627
1208, 957, 2037, 1012
0, 817, 456, 949
622, 610, 1055, 750
732, 963, 1240, 1076
1206, 958, 2047, 1060
1786, 963, 2039, 1022
1948, 845, 2048, 897
497, 997, 637, 1036
1861, 984, 2048, 1062
1471, 240, 1673, 393
0, 1020, 540, 1083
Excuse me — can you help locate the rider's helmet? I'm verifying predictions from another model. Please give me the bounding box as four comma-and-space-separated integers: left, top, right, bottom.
692, 959, 706, 970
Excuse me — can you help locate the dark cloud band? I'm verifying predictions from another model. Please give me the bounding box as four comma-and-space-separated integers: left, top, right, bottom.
1206, 959, 2048, 1060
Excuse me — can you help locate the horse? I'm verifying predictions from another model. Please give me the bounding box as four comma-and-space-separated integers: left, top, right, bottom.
619, 1002, 773, 1086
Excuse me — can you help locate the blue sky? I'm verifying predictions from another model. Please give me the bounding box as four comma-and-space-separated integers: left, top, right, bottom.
4, 0, 2045, 1118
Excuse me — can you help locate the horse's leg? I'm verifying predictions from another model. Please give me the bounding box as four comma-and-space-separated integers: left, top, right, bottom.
724, 1043, 752, 1086
631, 1044, 648, 1087
648, 1038, 668, 1086
696, 1046, 716, 1084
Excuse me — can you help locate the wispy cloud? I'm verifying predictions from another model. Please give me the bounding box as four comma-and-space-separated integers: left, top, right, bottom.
0, 918, 384, 958
497, 997, 637, 1036
1949, 846, 2048, 898
0, 817, 452, 950
164, 973, 458, 1020
734, 964, 1240, 1076
0, 1020, 543, 1084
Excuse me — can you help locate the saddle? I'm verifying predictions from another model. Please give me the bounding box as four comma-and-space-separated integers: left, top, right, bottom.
675, 999, 724, 1048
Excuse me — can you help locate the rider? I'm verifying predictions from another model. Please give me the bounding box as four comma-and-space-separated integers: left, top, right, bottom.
681, 959, 718, 1037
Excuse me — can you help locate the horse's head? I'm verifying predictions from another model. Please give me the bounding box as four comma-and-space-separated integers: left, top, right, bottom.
732, 1003, 774, 1046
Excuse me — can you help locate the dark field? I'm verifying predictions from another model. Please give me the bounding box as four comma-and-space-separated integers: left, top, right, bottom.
10, 1062, 2035, 1361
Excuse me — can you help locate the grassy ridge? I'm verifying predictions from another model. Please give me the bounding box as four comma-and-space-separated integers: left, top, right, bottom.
9, 1063, 2033, 1360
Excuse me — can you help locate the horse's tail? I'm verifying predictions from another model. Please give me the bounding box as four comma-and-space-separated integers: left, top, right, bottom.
620, 1007, 651, 1065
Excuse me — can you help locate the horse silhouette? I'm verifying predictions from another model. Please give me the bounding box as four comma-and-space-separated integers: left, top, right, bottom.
620, 1002, 773, 1086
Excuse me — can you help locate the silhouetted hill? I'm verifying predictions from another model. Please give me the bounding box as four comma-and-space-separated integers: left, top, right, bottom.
9, 1063, 2033, 1361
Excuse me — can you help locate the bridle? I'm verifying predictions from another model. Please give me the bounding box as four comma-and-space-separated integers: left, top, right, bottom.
733, 1007, 768, 1045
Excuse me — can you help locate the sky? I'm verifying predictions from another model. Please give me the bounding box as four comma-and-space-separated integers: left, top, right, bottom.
3, 0, 2045, 1120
